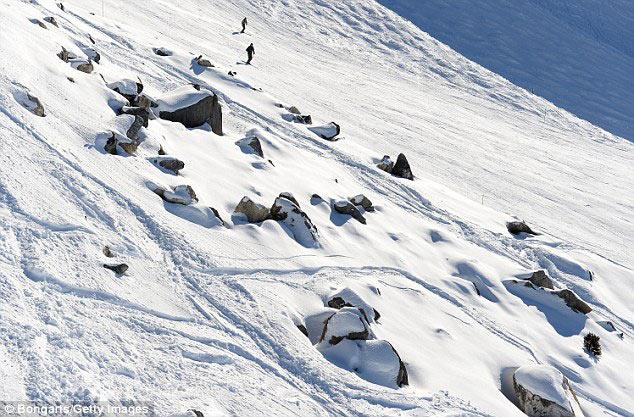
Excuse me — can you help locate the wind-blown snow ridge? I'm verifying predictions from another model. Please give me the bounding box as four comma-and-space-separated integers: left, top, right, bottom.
0, 0, 632, 416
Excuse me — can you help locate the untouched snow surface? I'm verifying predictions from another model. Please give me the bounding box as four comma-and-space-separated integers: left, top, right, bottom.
0, 0, 633, 416
378, 0, 634, 141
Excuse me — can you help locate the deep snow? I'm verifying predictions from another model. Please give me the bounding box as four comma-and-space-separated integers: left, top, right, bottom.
0, 0, 632, 416
378, 0, 634, 141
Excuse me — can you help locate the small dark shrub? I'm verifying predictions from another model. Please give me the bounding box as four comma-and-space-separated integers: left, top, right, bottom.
584, 333, 601, 357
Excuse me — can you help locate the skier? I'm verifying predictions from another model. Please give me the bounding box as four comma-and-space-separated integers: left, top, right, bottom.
246, 43, 255, 64
240, 17, 248, 33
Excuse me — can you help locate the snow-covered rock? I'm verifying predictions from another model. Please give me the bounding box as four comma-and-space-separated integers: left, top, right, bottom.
319, 308, 370, 345
156, 86, 222, 134
108, 79, 144, 102
333, 200, 366, 224
513, 365, 584, 417
270, 195, 319, 248
376, 155, 394, 173
151, 184, 198, 205
349, 194, 374, 212
309, 122, 341, 141
327, 287, 380, 323
236, 136, 264, 158
153, 46, 172, 56
319, 339, 408, 388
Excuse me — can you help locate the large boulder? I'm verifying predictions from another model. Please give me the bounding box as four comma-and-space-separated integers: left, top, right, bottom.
333, 200, 366, 224
234, 196, 270, 223
349, 194, 374, 212
309, 122, 341, 141
319, 339, 408, 388
270, 195, 319, 247
156, 86, 222, 135
528, 270, 554, 290
513, 365, 583, 417
554, 289, 592, 314
319, 308, 370, 345
327, 287, 380, 323
392, 153, 414, 180
108, 79, 144, 103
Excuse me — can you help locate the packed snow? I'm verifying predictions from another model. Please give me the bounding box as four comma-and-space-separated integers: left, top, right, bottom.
0, 0, 632, 416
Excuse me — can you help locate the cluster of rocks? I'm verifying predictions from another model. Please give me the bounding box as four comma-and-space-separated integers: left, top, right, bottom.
101, 245, 128, 276
333, 194, 374, 224
508, 270, 592, 314
234, 193, 319, 247
57, 46, 95, 73
376, 153, 414, 180
298, 287, 408, 387
31, 17, 58, 29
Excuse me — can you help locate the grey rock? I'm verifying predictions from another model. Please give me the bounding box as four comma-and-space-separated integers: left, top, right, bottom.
278, 192, 300, 207
102, 246, 115, 258
234, 196, 270, 223
30, 19, 47, 29
392, 153, 413, 180
196, 57, 214, 67
108, 79, 144, 103
513, 366, 579, 417
294, 114, 312, 124
57, 47, 77, 62
150, 157, 185, 174
377, 155, 394, 173
528, 270, 554, 290
158, 93, 222, 135
555, 289, 592, 314
104, 132, 137, 155
43, 16, 59, 27
288, 106, 301, 114
349, 194, 374, 211
153, 47, 172, 56
334, 200, 366, 224
237, 136, 264, 158
507, 220, 539, 236
121, 106, 149, 127
25, 93, 45, 117
270, 196, 319, 247
126, 115, 145, 140
153, 185, 198, 205
103, 263, 128, 275
75, 60, 94, 73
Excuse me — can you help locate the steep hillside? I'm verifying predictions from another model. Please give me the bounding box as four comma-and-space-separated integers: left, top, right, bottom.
378, 0, 634, 141
0, 0, 632, 416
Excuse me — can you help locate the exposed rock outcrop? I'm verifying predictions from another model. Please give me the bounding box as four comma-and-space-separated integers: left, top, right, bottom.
150, 157, 185, 175
554, 289, 592, 314
513, 365, 582, 417
236, 136, 264, 158
270, 195, 319, 247
528, 270, 554, 290
103, 263, 128, 275
507, 220, 539, 236
376, 155, 394, 173
156, 86, 222, 135
234, 197, 270, 223
333, 200, 366, 224
392, 153, 414, 180
349, 194, 374, 212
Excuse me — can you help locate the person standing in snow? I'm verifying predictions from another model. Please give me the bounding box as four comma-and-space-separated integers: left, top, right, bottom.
246, 43, 255, 64
241, 17, 248, 33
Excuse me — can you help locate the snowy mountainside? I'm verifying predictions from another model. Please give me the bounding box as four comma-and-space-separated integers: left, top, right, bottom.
0, 0, 633, 416
377, 0, 634, 141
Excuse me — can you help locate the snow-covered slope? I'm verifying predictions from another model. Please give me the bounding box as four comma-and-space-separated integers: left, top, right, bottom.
378, 0, 634, 141
0, 0, 632, 416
